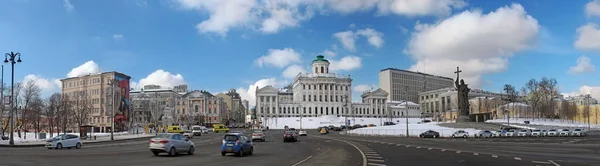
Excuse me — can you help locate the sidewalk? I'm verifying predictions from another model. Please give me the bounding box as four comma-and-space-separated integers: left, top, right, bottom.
0, 133, 155, 147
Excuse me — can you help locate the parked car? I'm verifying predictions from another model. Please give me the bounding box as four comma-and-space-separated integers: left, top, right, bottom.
149, 133, 195, 156
419, 130, 440, 138
571, 129, 585, 137
221, 133, 253, 157
505, 129, 517, 137
251, 131, 266, 142
547, 129, 559, 137
319, 127, 329, 135
333, 127, 343, 131
383, 122, 396, 126
451, 130, 469, 138
283, 131, 298, 142
46, 134, 82, 149
298, 130, 308, 136
531, 129, 543, 137
559, 129, 571, 137
475, 131, 493, 138
492, 130, 507, 137
517, 129, 531, 137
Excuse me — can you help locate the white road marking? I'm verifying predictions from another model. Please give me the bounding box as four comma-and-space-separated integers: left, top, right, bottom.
367, 156, 383, 159
532, 161, 551, 164
492, 155, 498, 158
367, 163, 386, 166
441, 149, 446, 151
548, 160, 561, 166
405, 145, 411, 147
514, 157, 522, 160
368, 159, 385, 162
365, 153, 379, 156
473, 153, 479, 156
456, 151, 461, 154
428, 148, 432, 150
416, 147, 421, 149
291, 155, 313, 166
396, 144, 401, 146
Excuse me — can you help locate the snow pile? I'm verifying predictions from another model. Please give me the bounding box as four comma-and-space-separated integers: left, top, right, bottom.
0, 132, 131, 142
345, 122, 482, 137
486, 118, 600, 128
260, 116, 426, 129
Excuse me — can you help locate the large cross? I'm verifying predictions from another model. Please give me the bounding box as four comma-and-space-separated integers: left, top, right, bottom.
454, 66, 462, 80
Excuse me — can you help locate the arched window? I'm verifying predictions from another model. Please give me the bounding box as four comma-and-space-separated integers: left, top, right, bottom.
315, 67, 318, 73
321, 67, 324, 73
195, 105, 198, 112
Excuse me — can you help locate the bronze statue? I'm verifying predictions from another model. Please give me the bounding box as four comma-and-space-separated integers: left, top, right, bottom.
454, 67, 471, 122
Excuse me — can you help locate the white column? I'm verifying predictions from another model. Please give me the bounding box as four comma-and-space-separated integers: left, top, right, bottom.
275, 96, 279, 117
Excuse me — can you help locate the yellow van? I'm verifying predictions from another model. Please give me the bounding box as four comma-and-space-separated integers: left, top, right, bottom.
167, 126, 184, 134
212, 124, 230, 133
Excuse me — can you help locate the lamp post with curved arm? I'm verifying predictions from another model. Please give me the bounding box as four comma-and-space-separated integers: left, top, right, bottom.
4, 52, 22, 146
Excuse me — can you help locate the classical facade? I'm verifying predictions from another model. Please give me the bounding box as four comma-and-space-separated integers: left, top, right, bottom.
130, 88, 180, 127
420, 87, 508, 121
379, 68, 454, 103
175, 90, 227, 126
255, 55, 390, 118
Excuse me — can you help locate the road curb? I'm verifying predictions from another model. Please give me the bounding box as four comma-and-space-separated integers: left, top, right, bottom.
313, 135, 368, 166
0, 136, 154, 148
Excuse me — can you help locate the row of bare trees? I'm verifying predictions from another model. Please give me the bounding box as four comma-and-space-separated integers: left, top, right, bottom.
1, 79, 94, 139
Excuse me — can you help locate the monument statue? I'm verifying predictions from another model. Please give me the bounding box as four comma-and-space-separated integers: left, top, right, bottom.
454, 66, 471, 122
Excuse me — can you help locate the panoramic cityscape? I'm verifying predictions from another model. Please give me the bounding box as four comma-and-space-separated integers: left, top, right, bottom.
1, 0, 600, 166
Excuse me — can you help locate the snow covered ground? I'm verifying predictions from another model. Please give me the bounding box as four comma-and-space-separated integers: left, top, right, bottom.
486, 118, 600, 128
0, 132, 132, 143
345, 122, 482, 137
260, 116, 426, 129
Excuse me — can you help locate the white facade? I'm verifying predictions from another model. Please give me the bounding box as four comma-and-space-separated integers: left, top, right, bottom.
255, 55, 390, 118
379, 68, 454, 103
419, 87, 508, 115
387, 100, 421, 118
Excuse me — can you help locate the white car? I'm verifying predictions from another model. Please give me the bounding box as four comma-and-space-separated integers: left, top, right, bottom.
451, 130, 469, 138
192, 126, 207, 136
559, 129, 571, 137
46, 134, 82, 149
505, 129, 516, 137
517, 130, 531, 137
298, 130, 308, 136
571, 129, 585, 137
531, 129, 542, 137
547, 129, 558, 137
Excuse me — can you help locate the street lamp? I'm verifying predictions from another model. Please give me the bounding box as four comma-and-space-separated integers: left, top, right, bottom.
586, 94, 591, 131
5, 52, 21, 146
107, 79, 118, 140
402, 86, 409, 137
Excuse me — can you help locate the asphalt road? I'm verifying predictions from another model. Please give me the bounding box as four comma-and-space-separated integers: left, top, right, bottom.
0, 129, 362, 166
327, 130, 600, 166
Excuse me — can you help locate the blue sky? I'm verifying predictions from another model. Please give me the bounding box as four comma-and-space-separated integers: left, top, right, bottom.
1, 0, 600, 106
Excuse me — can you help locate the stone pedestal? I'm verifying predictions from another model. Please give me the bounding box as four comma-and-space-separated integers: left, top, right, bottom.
456, 115, 471, 123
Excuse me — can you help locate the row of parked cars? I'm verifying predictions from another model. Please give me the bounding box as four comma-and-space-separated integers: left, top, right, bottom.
449, 128, 588, 138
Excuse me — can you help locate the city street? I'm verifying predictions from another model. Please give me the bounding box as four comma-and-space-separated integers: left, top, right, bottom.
0, 129, 362, 166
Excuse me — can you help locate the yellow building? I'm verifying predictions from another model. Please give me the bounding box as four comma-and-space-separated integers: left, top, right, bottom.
573, 105, 600, 125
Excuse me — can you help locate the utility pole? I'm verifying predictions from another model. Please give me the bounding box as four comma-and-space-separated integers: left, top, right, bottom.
587, 94, 591, 131
107, 79, 117, 141
404, 86, 409, 137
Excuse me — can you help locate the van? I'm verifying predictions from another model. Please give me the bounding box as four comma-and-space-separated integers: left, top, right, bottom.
167, 126, 184, 134
191, 125, 206, 136
213, 124, 230, 133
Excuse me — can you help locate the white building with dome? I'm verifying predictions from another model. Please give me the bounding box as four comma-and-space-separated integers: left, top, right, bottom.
255, 55, 394, 119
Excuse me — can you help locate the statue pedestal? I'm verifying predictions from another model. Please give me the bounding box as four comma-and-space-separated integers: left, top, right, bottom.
456, 115, 471, 123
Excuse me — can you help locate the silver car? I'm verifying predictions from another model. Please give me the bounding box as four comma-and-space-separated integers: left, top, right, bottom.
531, 129, 542, 137
559, 129, 571, 137
149, 133, 195, 156
46, 134, 82, 149
517, 130, 531, 137
571, 129, 585, 137
251, 131, 266, 142
505, 129, 517, 137
547, 129, 558, 137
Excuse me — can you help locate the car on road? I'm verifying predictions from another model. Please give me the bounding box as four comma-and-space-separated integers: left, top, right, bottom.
517, 129, 531, 137
149, 133, 195, 156
289, 128, 297, 133
559, 129, 571, 137
46, 134, 82, 149
419, 130, 440, 138
213, 124, 230, 133
451, 130, 469, 138
319, 127, 329, 134
221, 133, 254, 157
547, 129, 558, 137
183, 130, 194, 139
191, 125, 206, 136
571, 129, 586, 137
251, 131, 266, 142
333, 127, 343, 131
298, 129, 308, 136
283, 131, 298, 142
475, 130, 493, 138
492, 130, 507, 137
167, 126, 185, 134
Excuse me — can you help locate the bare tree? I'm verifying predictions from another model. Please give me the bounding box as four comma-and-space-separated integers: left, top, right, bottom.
60, 94, 72, 134
19, 80, 39, 139
525, 79, 542, 120
538, 77, 558, 119
0, 82, 8, 136
568, 102, 578, 123
46, 93, 62, 137
28, 96, 44, 139
72, 88, 92, 137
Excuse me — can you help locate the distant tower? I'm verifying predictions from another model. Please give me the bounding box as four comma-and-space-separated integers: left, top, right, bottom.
312, 55, 330, 74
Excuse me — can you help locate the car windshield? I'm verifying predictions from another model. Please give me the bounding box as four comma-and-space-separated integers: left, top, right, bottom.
154, 134, 172, 139
533, 130, 541, 132
254, 130, 262, 133
549, 129, 557, 131
562, 129, 569, 131
574, 129, 582, 131
192, 127, 201, 130
520, 130, 528, 132
224, 135, 239, 141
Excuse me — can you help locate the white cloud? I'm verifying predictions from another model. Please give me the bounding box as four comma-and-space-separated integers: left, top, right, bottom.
574, 23, 600, 51
404, 3, 539, 88
67, 61, 102, 78
321, 49, 336, 57
22, 74, 58, 93
586, 0, 600, 18
113, 34, 124, 40
63, 0, 74, 12
135, 70, 186, 89
237, 78, 288, 107
334, 28, 385, 52
356, 28, 384, 48
173, 0, 466, 36
255, 48, 302, 68
329, 56, 362, 71
568, 85, 600, 101
353, 84, 377, 93
282, 64, 307, 79
568, 56, 595, 75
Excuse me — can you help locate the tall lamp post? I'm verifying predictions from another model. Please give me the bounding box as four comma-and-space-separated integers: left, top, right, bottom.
5, 52, 22, 146
403, 86, 409, 137
107, 79, 117, 140
586, 94, 591, 131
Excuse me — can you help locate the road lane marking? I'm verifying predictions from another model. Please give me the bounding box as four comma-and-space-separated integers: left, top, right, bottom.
532, 161, 551, 164
291, 155, 313, 166
456, 151, 461, 154
492, 155, 498, 158
416, 147, 421, 149
367, 163, 386, 166
405, 145, 411, 147
396, 144, 401, 146
548, 160, 561, 166
514, 157, 522, 160
428, 148, 432, 150
367, 156, 383, 159
473, 153, 479, 156
441, 149, 446, 151
314, 137, 367, 166
368, 159, 385, 162
365, 153, 379, 156
387, 143, 393, 145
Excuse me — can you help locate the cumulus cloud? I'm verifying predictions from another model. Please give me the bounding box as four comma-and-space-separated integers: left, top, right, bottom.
586, 0, 600, 18
237, 78, 288, 107
404, 3, 539, 88
282, 64, 307, 79
574, 23, 600, 51
67, 61, 102, 78
329, 56, 362, 71
567, 85, 600, 101
568, 56, 595, 75
321, 49, 336, 57
255, 48, 302, 68
173, 0, 466, 36
113, 34, 124, 40
63, 0, 74, 12
353, 84, 377, 93
135, 70, 186, 89
21, 75, 62, 95
334, 28, 384, 52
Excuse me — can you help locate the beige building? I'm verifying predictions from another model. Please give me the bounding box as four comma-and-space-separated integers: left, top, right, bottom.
379, 68, 454, 103
216, 89, 247, 124
175, 90, 228, 126
60, 71, 131, 133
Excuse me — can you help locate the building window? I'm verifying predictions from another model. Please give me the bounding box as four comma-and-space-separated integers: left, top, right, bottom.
336, 107, 339, 114
303, 84, 305, 89
315, 67, 318, 73
319, 95, 322, 102
321, 67, 324, 73
303, 107, 306, 114
303, 95, 306, 101
325, 95, 328, 102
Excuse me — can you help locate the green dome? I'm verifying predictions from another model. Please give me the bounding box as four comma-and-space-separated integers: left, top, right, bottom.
312, 55, 329, 63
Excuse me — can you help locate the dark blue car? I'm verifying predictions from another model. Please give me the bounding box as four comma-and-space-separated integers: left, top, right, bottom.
221, 133, 254, 156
